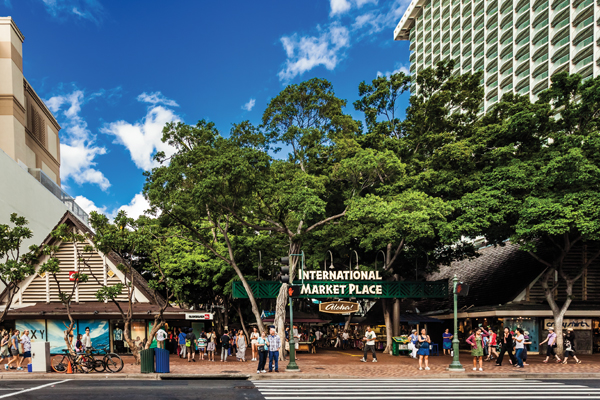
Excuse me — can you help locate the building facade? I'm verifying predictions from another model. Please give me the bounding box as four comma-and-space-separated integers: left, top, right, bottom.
394, 0, 600, 110
0, 17, 61, 184
0, 17, 88, 251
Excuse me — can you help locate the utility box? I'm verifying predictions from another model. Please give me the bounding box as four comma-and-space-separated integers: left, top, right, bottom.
30, 342, 51, 372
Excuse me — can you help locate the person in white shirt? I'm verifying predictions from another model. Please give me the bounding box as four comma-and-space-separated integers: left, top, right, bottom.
514, 328, 525, 368
82, 327, 92, 352
250, 327, 260, 362
360, 326, 377, 363
342, 330, 350, 350
156, 327, 167, 349
315, 329, 322, 348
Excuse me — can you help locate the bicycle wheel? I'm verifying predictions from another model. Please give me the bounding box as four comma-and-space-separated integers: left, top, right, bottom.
77, 355, 94, 373
104, 353, 124, 373
51, 354, 70, 373
92, 357, 106, 373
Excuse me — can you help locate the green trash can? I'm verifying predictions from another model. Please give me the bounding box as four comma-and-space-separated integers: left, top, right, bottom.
140, 348, 155, 373
392, 337, 403, 356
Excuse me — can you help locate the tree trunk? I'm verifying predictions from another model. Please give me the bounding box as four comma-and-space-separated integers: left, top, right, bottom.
382, 299, 393, 354
344, 314, 352, 332
145, 317, 164, 350
63, 312, 76, 356
124, 320, 140, 364
237, 303, 249, 341
393, 298, 400, 337
223, 297, 229, 330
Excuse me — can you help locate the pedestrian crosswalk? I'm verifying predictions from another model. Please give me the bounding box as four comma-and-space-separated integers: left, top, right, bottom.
253, 379, 600, 399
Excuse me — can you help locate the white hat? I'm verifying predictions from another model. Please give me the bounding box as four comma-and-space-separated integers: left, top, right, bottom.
548, 327, 554, 331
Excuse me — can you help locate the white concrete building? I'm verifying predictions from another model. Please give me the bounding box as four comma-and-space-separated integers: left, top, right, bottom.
394, 0, 600, 110
0, 17, 88, 250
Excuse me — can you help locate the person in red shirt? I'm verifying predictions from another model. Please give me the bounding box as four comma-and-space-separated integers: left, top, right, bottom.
485, 328, 498, 361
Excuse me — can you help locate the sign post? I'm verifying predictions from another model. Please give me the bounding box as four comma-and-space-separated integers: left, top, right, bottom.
448, 275, 464, 371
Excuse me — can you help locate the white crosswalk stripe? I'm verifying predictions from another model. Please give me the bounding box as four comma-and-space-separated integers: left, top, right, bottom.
253, 379, 600, 399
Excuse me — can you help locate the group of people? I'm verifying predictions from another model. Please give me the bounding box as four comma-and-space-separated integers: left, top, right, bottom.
431, 326, 583, 371
0, 329, 31, 371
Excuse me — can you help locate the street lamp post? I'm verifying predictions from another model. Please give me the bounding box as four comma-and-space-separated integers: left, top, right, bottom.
286, 251, 303, 371
448, 274, 464, 371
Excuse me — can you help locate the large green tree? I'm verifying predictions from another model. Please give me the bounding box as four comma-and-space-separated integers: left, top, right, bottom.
455, 73, 600, 355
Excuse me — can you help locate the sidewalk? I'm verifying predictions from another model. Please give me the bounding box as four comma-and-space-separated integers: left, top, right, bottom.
1, 349, 599, 379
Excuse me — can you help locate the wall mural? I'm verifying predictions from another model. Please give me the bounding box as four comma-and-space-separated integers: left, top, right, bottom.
77, 319, 110, 350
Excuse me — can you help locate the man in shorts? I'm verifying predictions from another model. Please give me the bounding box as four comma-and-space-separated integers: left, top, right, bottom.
186, 328, 197, 362
18, 330, 31, 370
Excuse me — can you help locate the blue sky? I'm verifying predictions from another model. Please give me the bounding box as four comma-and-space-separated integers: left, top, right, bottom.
2, 0, 411, 219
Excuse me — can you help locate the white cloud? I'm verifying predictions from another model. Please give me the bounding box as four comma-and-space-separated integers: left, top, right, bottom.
74, 195, 108, 215
101, 92, 181, 171
46, 89, 110, 190
241, 98, 256, 111
117, 193, 150, 220
74, 192, 150, 221
330, 0, 378, 16
137, 92, 179, 107
377, 63, 410, 78
278, 0, 407, 81
278, 23, 350, 82
39, 0, 104, 23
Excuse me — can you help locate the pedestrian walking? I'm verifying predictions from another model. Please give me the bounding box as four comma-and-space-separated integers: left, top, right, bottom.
562, 328, 581, 364
442, 328, 453, 355
495, 327, 516, 366
466, 327, 489, 371
522, 330, 531, 365
540, 327, 561, 363
250, 327, 260, 361
74, 334, 83, 353
206, 330, 216, 362
186, 328, 197, 362
178, 328, 187, 358
485, 328, 498, 361
6, 330, 20, 370
417, 328, 431, 371
18, 330, 31, 370
342, 330, 350, 350
256, 331, 269, 374
408, 329, 419, 359
236, 330, 247, 362
514, 328, 525, 368
267, 327, 281, 372
360, 325, 378, 363
220, 330, 230, 362
0, 332, 10, 367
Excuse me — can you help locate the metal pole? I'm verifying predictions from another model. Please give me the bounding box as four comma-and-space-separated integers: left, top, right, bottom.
448, 274, 464, 371
287, 297, 299, 370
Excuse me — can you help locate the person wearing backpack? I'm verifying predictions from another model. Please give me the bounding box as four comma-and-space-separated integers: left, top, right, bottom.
186, 328, 197, 362
221, 330, 230, 362
178, 328, 187, 359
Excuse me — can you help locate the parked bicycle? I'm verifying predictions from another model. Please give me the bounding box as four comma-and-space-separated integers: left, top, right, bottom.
89, 346, 124, 373
51, 349, 94, 373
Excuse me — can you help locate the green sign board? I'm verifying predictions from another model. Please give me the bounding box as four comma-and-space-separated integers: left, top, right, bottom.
232, 280, 448, 299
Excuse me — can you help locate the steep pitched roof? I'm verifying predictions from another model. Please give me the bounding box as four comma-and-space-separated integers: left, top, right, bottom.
2, 211, 164, 306
416, 242, 548, 313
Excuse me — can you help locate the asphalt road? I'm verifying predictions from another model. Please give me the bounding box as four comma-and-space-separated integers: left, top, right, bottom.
2, 379, 600, 399
0, 380, 263, 400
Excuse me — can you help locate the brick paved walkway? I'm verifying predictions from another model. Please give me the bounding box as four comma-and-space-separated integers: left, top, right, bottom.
3, 348, 599, 377
127, 348, 600, 377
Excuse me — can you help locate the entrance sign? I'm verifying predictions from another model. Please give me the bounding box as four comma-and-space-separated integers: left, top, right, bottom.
319, 301, 360, 314
185, 313, 213, 320
544, 318, 591, 330
232, 280, 448, 299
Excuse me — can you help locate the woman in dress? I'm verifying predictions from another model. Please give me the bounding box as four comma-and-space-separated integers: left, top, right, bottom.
417, 328, 431, 371
466, 327, 489, 371
562, 328, 582, 364
442, 329, 453, 355
236, 330, 247, 362
206, 330, 216, 362
250, 327, 260, 362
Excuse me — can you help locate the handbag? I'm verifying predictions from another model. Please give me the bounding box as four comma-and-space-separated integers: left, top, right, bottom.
408, 342, 415, 351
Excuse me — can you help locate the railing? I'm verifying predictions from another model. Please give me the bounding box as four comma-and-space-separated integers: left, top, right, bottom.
517, 20, 531, 29
553, 54, 569, 65
488, 80, 499, 88
502, 83, 513, 90
575, 0, 593, 11
554, 35, 570, 47
534, 53, 549, 66
553, 17, 569, 29
574, 36, 593, 51
517, 68, 531, 78
501, 52, 514, 60
502, 67, 514, 76
534, 35, 549, 45
534, 1, 549, 11
575, 15, 594, 28
28, 168, 90, 226
516, 52, 530, 61
517, 4, 530, 14
534, 19, 549, 29
534, 71, 549, 79
517, 36, 531, 46
518, 85, 530, 94
574, 55, 593, 68
488, 22, 499, 29
488, 66, 499, 73
553, 0, 569, 11
488, 7, 498, 15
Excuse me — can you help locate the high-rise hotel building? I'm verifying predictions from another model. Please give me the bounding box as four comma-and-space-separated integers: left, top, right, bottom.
394, 0, 600, 110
